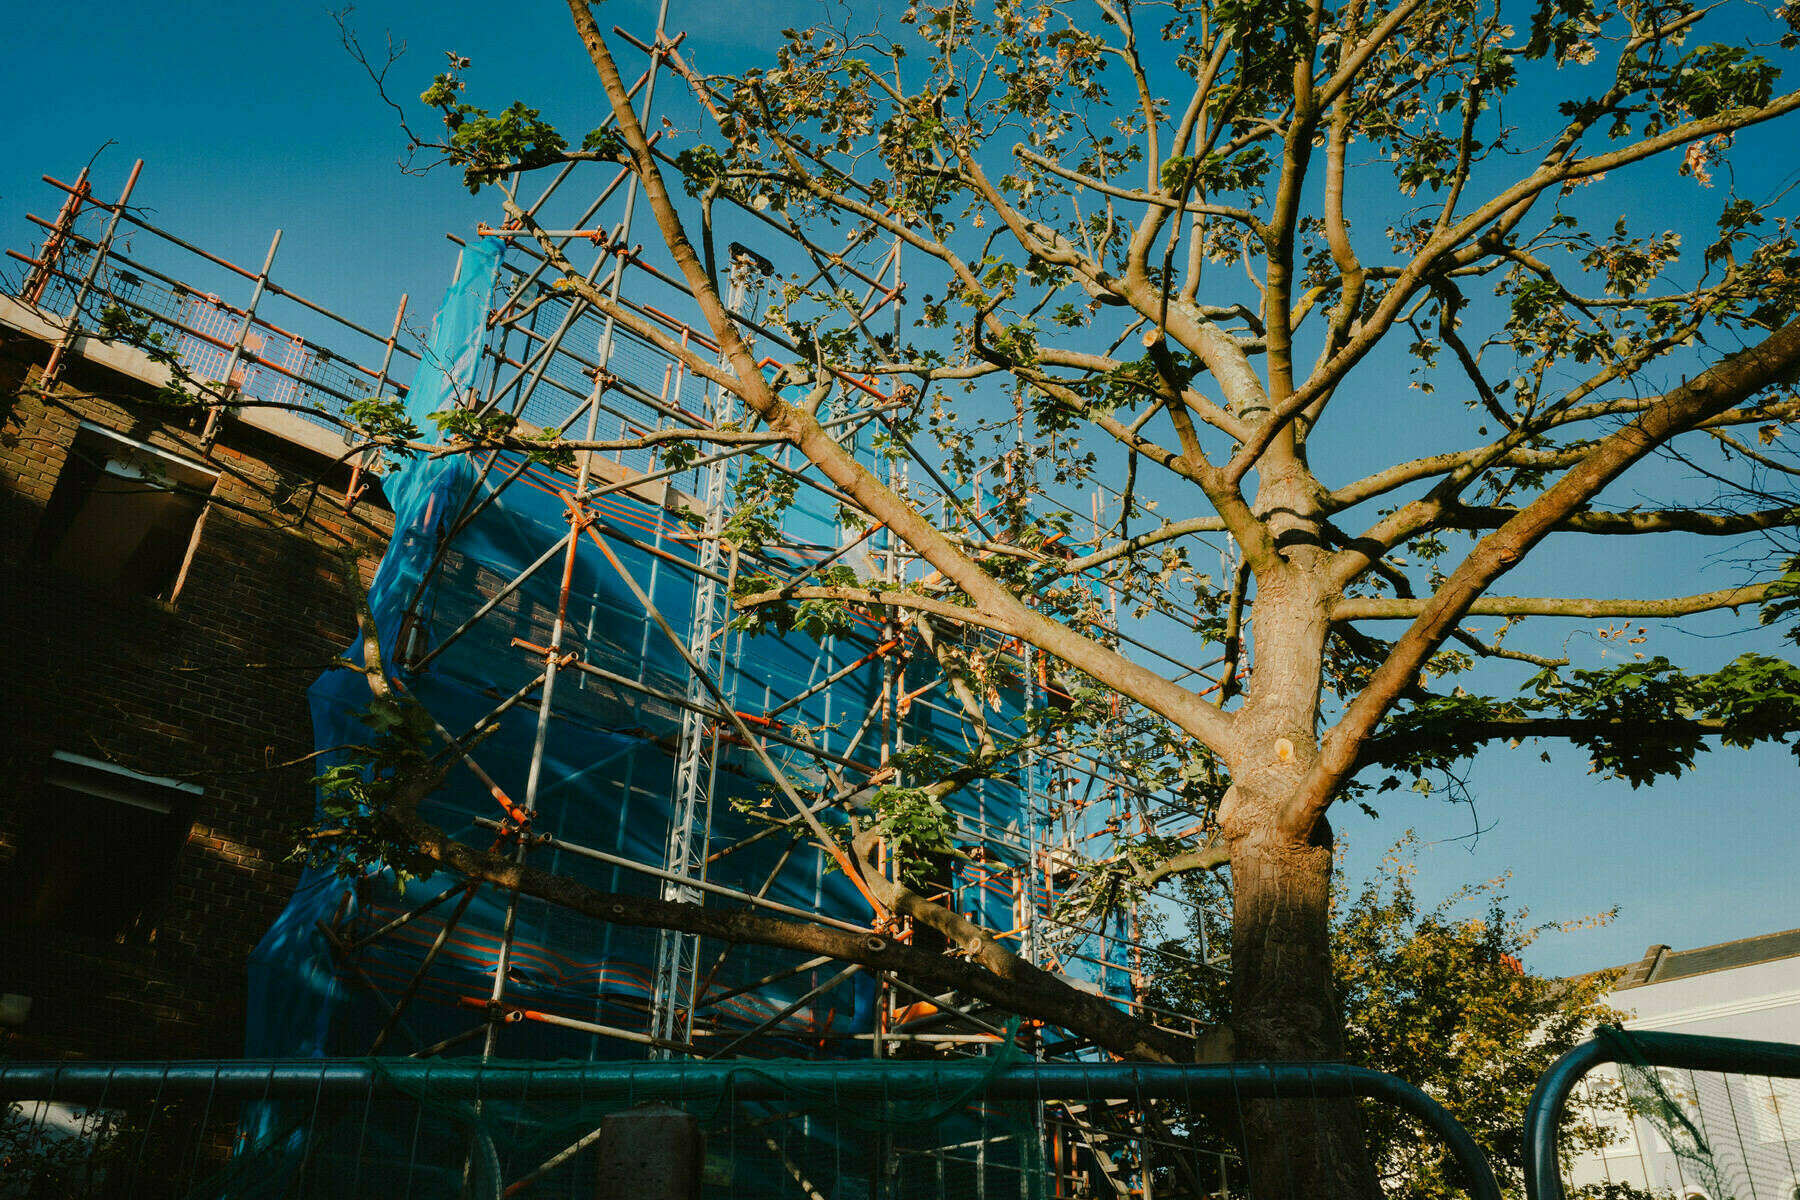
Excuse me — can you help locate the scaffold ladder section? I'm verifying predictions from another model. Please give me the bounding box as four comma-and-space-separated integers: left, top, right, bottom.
651, 253, 764, 1050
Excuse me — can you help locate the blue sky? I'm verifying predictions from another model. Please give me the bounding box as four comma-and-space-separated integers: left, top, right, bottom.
5, 0, 1796, 980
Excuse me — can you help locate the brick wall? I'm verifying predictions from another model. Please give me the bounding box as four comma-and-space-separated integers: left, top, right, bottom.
0, 327, 394, 1060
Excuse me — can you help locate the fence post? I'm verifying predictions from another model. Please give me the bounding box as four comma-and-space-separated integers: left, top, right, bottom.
594, 1103, 703, 1200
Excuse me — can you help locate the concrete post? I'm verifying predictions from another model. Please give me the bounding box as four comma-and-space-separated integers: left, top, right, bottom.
594, 1103, 702, 1200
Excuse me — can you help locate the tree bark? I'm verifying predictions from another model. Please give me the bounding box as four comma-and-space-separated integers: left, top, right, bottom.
1229, 815, 1378, 1199
1217, 559, 1380, 1195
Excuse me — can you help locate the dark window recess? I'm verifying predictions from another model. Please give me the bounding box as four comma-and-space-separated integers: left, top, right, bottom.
30, 423, 217, 601
0, 752, 200, 945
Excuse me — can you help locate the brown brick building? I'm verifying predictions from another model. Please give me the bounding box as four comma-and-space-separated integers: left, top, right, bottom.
0, 294, 395, 1061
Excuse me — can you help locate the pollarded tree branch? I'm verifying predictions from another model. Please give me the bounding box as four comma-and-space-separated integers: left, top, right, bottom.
1333, 582, 1779, 622
1122, 292, 1274, 422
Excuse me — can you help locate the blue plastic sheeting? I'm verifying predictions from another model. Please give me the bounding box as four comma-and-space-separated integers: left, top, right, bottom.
250, 242, 1129, 1064
404, 238, 504, 430
246, 239, 503, 1062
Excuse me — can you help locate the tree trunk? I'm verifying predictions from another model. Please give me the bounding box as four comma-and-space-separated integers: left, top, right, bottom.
1229, 819, 1379, 1199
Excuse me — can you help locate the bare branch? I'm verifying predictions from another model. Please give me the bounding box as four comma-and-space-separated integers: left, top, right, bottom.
1013, 145, 1267, 234
1294, 318, 1800, 836
1334, 582, 1779, 621
1227, 89, 1800, 485
1441, 505, 1800, 537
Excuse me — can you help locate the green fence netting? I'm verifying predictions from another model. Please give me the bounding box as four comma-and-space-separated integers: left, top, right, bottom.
1586, 1026, 1800, 1200
183, 1033, 1042, 1200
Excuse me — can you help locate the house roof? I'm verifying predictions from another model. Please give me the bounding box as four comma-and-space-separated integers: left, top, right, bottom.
1612, 927, 1800, 990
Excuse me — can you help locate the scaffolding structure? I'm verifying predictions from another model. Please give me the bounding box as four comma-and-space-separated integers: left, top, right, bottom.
8, 163, 415, 454
4, 13, 1245, 1197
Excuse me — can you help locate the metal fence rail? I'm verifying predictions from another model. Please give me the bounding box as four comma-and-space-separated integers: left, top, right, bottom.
1524, 1030, 1800, 1200
1, 1057, 1503, 1200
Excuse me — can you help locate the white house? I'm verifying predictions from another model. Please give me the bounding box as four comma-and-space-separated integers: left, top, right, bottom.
1567, 928, 1800, 1200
